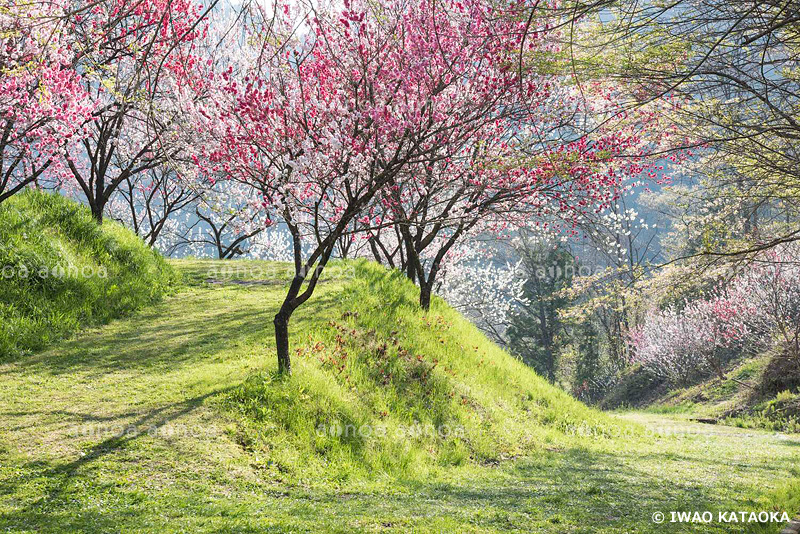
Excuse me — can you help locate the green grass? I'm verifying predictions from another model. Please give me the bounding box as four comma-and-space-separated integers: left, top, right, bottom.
224, 261, 619, 484
726, 390, 800, 433
642, 356, 800, 432
0, 258, 797, 532
0, 190, 176, 359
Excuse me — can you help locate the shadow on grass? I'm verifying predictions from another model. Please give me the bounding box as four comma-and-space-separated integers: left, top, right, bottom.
383, 447, 767, 532
3, 288, 341, 378
0, 417, 793, 533
0, 444, 735, 533
0, 388, 246, 532
0, 285, 347, 531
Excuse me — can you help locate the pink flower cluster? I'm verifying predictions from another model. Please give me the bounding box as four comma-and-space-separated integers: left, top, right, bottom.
185, 0, 676, 252
631, 247, 800, 384
0, 0, 205, 200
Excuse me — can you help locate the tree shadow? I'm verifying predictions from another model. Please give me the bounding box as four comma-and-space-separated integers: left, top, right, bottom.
2, 287, 341, 378
0, 388, 239, 531
383, 446, 763, 532
0, 282, 346, 531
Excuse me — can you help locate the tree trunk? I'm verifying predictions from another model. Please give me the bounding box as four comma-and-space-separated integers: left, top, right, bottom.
544, 347, 555, 383
401, 229, 417, 283
419, 283, 432, 311
274, 310, 292, 375
91, 172, 107, 223
406, 261, 416, 283
91, 201, 104, 223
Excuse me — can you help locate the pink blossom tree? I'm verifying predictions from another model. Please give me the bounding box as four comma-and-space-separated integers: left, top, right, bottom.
188, 0, 564, 373
377, 116, 665, 310
58, 0, 215, 222
0, 1, 94, 202
631, 246, 800, 385
630, 282, 756, 385
726, 249, 800, 361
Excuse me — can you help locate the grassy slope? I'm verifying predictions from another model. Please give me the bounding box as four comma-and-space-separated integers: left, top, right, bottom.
0, 259, 797, 533
225, 260, 618, 483
641, 356, 800, 433
0, 191, 176, 359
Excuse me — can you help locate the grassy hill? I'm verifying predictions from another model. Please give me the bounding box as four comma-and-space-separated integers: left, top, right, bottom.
0, 190, 176, 359
220, 260, 620, 482
638, 355, 800, 433
0, 255, 796, 532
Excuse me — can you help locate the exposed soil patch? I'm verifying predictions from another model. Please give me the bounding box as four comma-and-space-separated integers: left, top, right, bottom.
205, 278, 284, 286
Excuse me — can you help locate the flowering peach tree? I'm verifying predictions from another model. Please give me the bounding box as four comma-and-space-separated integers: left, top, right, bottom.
188, 0, 575, 373
630, 246, 800, 385
0, 1, 94, 202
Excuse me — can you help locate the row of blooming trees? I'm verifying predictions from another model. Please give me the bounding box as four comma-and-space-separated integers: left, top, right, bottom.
630, 246, 800, 386
2, 0, 277, 257
2, 0, 677, 374
1, 0, 214, 212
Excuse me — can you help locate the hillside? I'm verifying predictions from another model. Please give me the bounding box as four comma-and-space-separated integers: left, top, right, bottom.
0, 191, 176, 359
0, 257, 796, 532
634, 355, 800, 433
219, 259, 619, 480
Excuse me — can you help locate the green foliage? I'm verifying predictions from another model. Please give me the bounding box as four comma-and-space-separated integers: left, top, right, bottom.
571, 321, 609, 403
759, 351, 800, 397
507, 243, 575, 381
0, 190, 176, 359
601, 363, 667, 410
728, 391, 800, 433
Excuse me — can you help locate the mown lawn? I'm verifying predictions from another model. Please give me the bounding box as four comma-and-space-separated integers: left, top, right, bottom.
0, 260, 797, 533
